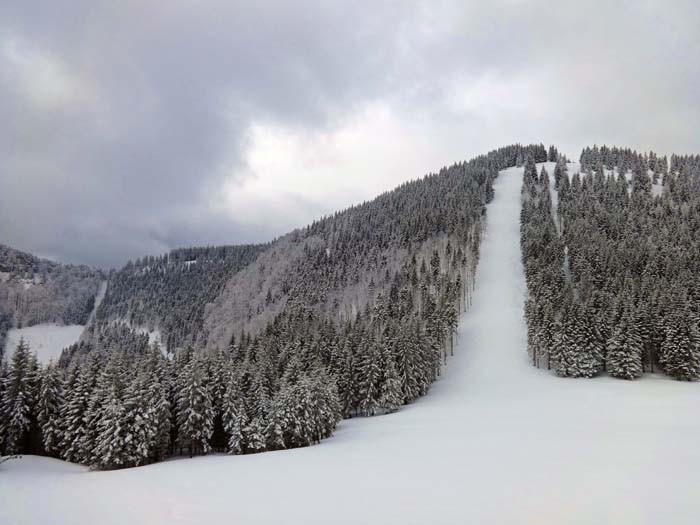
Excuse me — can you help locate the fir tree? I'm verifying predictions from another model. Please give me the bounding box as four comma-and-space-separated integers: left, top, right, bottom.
37, 361, 64, 455
176, 359, 215, 456
659, 311, 700, 381
243, 417, 267, 452
1, 339, 37, 455
606, 307, 643, 379
378, 352, 402, 413
222, 372, 248, 454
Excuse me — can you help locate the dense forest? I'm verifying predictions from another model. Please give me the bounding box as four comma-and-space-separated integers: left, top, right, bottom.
521, 146, 700, 380
0, 143, 548, 469
0, 245, 104, 356
95, 244, 267, 351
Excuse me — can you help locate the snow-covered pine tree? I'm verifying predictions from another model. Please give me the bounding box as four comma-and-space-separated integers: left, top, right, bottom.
0, 360, 8, 451
606, 306, 643, 380
243, 417, 267, 452
659, 310, 700, 381
0, 339, 37, 455
356, 337, 382, 416
122, 369, 157, 466
221, 368, 248, 454
248, 367, 271, 423
331, 339, 356, 417
378, 350, 402, 413
91, 385, 129, 470
146, 371, 172, 462
37, 361, 64, 455
573, 302, 604, 378
264, 386, 288, 451
86, 351, 127, 467
306, 366, 341, 443
524, 156, 539, 187
394, 321, 424, 403
60, 361, 96, 461
90, 351, 136, 469
176, 358, 215, 456
551, 302, 578, 377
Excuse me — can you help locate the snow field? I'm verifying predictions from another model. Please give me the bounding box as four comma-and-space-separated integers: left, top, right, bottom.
2, 165, 698, 524
3, 279, 107, 364
3, 324, 84, 365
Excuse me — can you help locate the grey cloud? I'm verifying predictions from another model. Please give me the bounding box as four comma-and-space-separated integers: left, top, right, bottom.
1, 1, 698, 268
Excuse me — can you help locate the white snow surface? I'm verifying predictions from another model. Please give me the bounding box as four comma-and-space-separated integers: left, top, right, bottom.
2, 166, 700, 524
3, 324, 84, 364
3, 280, 108, 364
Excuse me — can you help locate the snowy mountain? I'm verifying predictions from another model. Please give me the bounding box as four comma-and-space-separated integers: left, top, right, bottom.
0, 144, 547, 467
3, 152, 699, 525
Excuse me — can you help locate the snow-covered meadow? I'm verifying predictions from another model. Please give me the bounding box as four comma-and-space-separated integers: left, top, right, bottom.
3, 324, 84, 365
2, 165, 698, 524
2, 281, 107, 364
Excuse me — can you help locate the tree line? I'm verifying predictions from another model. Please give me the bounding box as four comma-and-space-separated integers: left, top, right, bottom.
96, 243, 267, 352
522, 147, 700, 380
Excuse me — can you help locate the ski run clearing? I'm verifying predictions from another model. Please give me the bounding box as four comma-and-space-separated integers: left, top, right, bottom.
2, 165, 699, 525
3, 324, 84, 365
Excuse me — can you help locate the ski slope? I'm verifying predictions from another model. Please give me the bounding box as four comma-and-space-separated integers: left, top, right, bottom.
2, 166, 699, 524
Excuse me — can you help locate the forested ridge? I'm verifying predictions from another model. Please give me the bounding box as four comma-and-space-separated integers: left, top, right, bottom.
522, 146, 700, 380
0, 245, 104, 357
0, 143, 547, 469
95, 244, 268, 352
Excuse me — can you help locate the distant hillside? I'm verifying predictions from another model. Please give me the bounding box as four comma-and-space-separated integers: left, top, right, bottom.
94, 243, 268, 351
200, 144, 549, 351
0, 244, 104, 354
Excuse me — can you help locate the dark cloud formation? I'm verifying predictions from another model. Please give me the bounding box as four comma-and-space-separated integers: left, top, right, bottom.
1, 1, 699, 267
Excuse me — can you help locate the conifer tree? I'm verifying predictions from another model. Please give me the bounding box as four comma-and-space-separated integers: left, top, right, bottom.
1, 339, 37, 455
659, 311, 700, 381
607, 307, 643, 379
378, 352, 402, 413
176, 358, 214, 456
146, 373, 172, 462
356, 340, 382, 416
37, 361, 64, 455
243, 417, 267, 452
92, 386, 129, 470
0, 360, 8, 451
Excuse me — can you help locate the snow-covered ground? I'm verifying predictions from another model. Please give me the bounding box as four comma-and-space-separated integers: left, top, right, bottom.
2, 166, 699, 524
3, 324, 84, 364
3, 280, 108, 364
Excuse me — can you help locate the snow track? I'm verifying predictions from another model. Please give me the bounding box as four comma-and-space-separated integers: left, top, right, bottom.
2, 167, 699, 524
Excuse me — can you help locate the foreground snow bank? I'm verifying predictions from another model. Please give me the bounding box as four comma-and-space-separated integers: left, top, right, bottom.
2, 167, 699, 524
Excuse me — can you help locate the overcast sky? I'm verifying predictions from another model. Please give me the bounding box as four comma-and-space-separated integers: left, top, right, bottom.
1, 1, 698, 268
